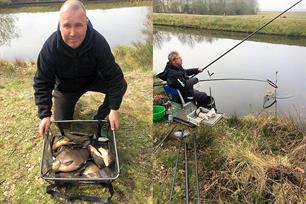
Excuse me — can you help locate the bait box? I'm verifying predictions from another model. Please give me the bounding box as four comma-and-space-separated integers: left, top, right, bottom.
187, 110, 223, 126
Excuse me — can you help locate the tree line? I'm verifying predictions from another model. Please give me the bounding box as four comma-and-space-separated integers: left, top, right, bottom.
154, 0, 258, 15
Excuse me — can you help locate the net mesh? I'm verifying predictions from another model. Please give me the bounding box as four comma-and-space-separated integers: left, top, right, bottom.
263, 82, 277, 109
40, 121, 118, 182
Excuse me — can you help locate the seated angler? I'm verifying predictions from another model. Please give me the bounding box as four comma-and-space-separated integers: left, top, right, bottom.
157, 51, 216, 110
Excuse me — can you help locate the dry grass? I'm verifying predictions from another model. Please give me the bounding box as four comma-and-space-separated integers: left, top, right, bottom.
0, 44, 153, 203
152, 104, 305, 203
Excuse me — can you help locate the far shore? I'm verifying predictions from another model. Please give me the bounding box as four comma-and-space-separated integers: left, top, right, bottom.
153, 12, 306, 37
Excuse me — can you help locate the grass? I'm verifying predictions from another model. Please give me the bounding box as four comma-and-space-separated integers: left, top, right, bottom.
0, 44, 153, 203
153, 11, 306, 37
152, 101, 305, 202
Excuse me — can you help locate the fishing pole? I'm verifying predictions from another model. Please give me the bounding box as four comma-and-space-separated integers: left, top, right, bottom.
198, 78, 278, 88
154, 78, 278, 88
153, 125, 177, 153
191, 0, 303, 78
184, 137, 189, 204
168, 130, 201, 203
193, 133, 200, 204
169, 137, 183, 204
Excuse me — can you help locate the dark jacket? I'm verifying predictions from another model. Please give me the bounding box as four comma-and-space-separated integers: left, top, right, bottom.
158, 62, 199, 100
33, 22, 126, 119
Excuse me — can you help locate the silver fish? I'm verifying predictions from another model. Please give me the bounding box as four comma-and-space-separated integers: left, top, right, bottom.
52, 147, 89, 172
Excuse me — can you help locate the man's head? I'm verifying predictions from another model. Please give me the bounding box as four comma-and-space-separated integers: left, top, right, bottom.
59, 0, 87, 49
168, 51, 182, 67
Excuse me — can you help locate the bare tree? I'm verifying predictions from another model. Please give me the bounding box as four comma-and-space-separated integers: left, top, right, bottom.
0, 14, 19, 46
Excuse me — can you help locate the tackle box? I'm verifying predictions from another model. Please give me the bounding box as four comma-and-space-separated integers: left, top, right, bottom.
187, 110, 223, 126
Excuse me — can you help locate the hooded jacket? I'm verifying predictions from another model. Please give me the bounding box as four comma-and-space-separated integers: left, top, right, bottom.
33, 21, 126, 119
158, 62, 199, 100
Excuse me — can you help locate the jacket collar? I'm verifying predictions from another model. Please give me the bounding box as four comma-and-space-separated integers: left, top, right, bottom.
166, 62, 184, 71
157, 62, 184, 81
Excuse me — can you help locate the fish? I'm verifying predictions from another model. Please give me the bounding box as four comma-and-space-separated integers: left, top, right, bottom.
82, 162, 101, 178
98, 147, 115, 167
52, 147, 89, 172
82, 162, 115, 178
88, 145, 105, 168
88, 145, 115, 168
52, 137, 75, 151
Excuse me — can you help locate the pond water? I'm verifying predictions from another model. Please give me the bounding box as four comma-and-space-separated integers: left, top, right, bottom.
154, 26, 306, 125
0, 6, 149, 60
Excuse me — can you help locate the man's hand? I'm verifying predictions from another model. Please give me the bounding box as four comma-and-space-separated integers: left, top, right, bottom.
109, 109, 120, 131
198, 67, 204, 73
39, 117, 51, 138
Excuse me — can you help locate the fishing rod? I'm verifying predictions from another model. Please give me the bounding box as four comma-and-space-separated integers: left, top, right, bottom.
191, 0, 303, 78
198, 78, 278, 88
170, 130, 198, 203
193, 133, 200, 204
154, 78, 278, 88
184, 137, 189, 204
153, 125, 177, 153
169, 137, 183, 204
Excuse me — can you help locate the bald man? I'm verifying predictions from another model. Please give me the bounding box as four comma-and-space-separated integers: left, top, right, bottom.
158, 51, 216, 110
33, 0, 127, 137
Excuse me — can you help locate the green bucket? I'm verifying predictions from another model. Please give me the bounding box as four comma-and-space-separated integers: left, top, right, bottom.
153, 105, 166, 123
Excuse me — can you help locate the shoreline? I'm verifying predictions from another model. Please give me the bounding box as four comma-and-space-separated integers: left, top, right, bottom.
153, 12, 306, 37
154, 25, 306, 47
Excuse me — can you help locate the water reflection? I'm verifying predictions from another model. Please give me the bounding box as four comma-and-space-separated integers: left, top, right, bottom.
154, 27, 219, 49
154, 26, 306, 49
0, 14, 19, 46
0, 6, 149, 60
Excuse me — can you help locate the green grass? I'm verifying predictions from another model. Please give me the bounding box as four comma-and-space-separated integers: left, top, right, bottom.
0, 44, 153, 203
153, 12, 306, 37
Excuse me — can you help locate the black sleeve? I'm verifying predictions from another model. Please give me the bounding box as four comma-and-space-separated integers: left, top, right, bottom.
185, 68, 199, 76
96, 35, 127, 110
185, 78, 198, 88
168, 70, 198, 89
33, 47, 55, 119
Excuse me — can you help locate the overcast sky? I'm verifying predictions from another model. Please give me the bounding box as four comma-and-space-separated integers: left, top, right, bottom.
258, 0, 306, 11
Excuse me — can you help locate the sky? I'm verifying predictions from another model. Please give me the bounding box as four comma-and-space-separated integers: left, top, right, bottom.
258, 0, 306, 11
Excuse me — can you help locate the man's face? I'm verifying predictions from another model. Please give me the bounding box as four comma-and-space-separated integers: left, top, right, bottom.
172, 54, 182, 66
59, 8, 87, 49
